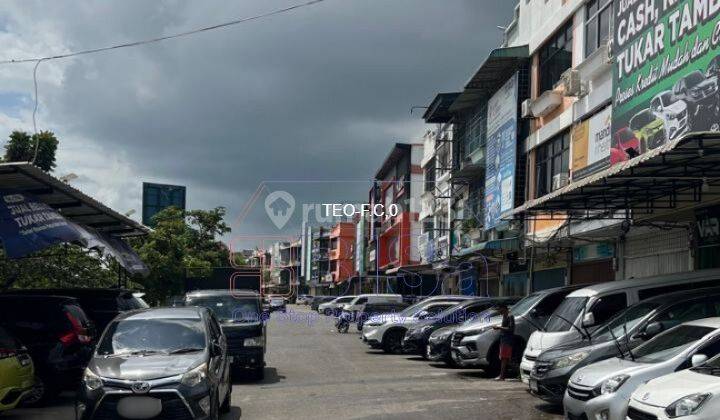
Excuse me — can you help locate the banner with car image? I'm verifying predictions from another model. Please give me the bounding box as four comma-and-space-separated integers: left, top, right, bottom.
612, 0, 720, 153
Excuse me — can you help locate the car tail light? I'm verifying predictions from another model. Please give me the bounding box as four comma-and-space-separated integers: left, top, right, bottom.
0, 348, 17, 359
61, 310, 92, 346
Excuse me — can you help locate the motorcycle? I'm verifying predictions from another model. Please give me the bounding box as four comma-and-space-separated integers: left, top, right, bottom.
335, 310, 352, 333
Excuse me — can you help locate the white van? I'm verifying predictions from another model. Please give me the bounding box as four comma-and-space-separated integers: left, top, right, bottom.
521, 268, 720, 383
343, 294, 403, 313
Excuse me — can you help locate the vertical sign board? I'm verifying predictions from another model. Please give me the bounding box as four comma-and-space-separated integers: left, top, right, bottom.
571, 106, 613, 179
612, 1, 720, 149
484, 72, 519, 230
142, 183, 187, 226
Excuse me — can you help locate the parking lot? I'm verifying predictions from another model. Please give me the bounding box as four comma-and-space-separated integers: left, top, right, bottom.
9, 305, 561, 420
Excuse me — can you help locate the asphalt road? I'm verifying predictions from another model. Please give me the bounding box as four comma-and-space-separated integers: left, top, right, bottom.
8, 305, 563, 420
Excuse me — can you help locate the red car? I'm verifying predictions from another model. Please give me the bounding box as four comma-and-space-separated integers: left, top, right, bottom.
611, 127, 641, 164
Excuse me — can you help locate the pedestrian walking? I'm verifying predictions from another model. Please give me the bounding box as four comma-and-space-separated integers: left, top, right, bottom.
492, 304, 514, 381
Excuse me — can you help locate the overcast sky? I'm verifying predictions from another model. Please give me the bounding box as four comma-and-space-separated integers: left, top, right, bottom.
0, 0, 516, 248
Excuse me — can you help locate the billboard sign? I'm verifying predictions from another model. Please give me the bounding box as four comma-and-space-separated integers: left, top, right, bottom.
484, 72, 519, 230
612, 0, 720, 153
142, 183, 186, 226
571, 106, 613, 179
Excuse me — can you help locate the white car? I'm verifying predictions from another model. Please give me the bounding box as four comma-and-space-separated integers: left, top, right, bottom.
651, 90, 689, 142
362, 299, 463, 353
318, 296, 356, 316
342, 294, 402, 315
563, 318, 720, 420
627, 353, 720, 420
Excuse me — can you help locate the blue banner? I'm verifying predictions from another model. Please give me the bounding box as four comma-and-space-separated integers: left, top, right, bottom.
0, 189, 83, 258
484, 73, 519, 230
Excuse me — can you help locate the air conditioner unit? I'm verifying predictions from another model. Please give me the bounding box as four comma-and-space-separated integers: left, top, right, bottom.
521, 98, 534, 118
552, 173, 570, 190
562, 69, 584, 97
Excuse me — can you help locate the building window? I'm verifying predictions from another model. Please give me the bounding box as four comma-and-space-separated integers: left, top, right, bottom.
424, 159, 435, 193
463, 103, 488, 158
538, 19, 574, 93
535, 131, 570, 197
585, 0, 612, 57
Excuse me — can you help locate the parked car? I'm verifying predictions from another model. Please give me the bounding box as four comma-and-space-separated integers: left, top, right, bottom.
651, 90, 689, 141
451, 286, 581, 377
296, 294, 313, 305
531, 288, 720, 405
611, 127, 641, 163
5, 288, 149, 333
403, 297, 519, 357
185, 289, 267, 379
671, 70, 720, 131
267, 295, 287, 312
362, 296, 472, 354
627, 353, 720, 420
567, 318, 720, 420
310, 296, 335, 311
77, 307, 231, 420
342, 294, 403, 316
629, 108, 666, 152
318, 296, 356, 316
521, 270, 720, 385
356, 301, 409, 331
0, 295, 94, 405
0, 326, 34, 413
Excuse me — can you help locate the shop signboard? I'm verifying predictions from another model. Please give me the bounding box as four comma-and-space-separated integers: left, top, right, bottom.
696, 206, 720, 247
573, 242, 615, 263
484, 72, 519, 230
571, 106, 613, 179
612, 0, 720, 156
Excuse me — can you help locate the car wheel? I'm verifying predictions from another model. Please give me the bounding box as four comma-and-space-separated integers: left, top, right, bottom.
443, 353, 460, 368
382, 330, 405, 354
323, 308, 332, 316
484, 346, 501, 377
220, 385, 232, 413
711, 122, 720, 131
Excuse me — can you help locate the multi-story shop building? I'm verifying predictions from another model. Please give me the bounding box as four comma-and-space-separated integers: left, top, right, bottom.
329, 222, 356, 285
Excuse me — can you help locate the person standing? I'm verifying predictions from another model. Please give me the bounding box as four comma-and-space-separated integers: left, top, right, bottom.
492, 304, 515, 381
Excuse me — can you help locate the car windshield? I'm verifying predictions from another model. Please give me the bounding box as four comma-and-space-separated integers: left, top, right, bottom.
659, 92, 672, 104
401, 299, 451, 316
686, 71, 705, 87
461, 309, 500, 326
544, 297, 588, 333
186, 295, 261, 322
592, 301, 660, 341
509, 293, 544, 316
335, 296, 354, 304
97, 318, 206, 356
631, 111, 654, 129
633, 325, 713, 363
618, 129, 636, 142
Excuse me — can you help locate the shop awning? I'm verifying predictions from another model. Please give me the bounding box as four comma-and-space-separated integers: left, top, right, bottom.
455, 237, 520, 257
514, 133, 720, 215
449, 45, 529, 112
385, 263, 434, 275
423, 93, 461, 124
0, 163, 148, 237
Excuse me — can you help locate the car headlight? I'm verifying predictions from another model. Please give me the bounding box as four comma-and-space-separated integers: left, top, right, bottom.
244, 336, 263, 347
599, 374, 629, 395
430, 329, 453, 342
552, 352, 589, 369
83, 368, 103, 391
181, 363, 208, 388
665, 393, 711, 418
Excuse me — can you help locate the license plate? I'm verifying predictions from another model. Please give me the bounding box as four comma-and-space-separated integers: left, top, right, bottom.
117, 397, 162, 419
529, 379, 539, 393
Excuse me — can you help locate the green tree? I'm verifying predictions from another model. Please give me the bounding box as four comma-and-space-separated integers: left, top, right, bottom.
3, 130, 59, 171
133, 206, 232, 305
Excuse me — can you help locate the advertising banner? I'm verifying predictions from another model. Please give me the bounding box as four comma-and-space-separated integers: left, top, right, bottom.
0, 189, 83, 258
484, 72, 519, 230
612, 0, 720, 154
572, 106, 613, 179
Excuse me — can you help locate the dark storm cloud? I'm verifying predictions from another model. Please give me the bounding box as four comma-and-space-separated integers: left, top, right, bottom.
5, 0, 516, 243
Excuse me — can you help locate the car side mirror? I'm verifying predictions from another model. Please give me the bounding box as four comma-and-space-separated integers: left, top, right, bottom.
582, 312, 595, 327
641, 322, 664, 340
529, 308, 539, 318
692, 354, 709, 367
417, 310, 430, 320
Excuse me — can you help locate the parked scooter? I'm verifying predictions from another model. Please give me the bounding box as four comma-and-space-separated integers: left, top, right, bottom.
336, 311, 351, 333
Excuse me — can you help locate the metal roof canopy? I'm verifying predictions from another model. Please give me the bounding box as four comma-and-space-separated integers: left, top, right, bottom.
423, 93, 461, 124
0, 163, 148, 237
449, 45, 529, 112
514, 134, 720, 218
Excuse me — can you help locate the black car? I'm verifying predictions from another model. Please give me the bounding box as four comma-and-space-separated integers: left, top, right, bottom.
402, 297, 519, 356
185, 289, 267, 379
671, 70, 720, 130
529, 287, 720, 405
310, 296, 335, 311
77, 307, 231, 420
4, 288, 149, 333
0, 295, 95, 405
356, 301, 409, 331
